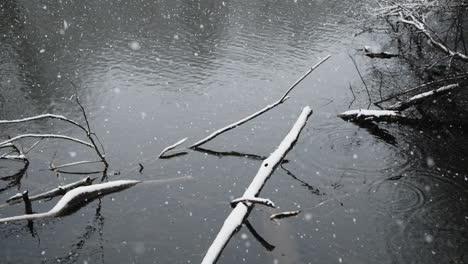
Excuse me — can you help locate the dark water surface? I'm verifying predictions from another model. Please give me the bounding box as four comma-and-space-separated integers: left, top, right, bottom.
1, 0, 467, 263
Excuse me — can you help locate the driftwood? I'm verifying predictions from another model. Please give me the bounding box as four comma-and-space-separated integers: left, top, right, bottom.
189, 56, 330, 149
270, 210, 301, 220
0, 180, 140, 223
387, 83, 461, 111
338, 109, 403, 122
201, 106, 313, 264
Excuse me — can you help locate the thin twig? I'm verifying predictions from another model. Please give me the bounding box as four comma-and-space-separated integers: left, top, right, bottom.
348, 83, 356, 109
374, 74, 467, 105
70, 81, 109, 167
348, 54, 372, 109
49, 160, 103, 170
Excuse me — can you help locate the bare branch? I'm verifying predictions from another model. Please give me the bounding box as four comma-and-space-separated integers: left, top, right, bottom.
49, 160, 103, 170
0, 180, 140, 223
189, 56, 330, 148
6, 176, 96, 205
0, 134, 94, 148
0, 114, 88, 133
387, 83, 461, 111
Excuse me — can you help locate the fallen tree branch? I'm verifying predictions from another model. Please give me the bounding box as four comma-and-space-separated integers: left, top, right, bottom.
374, 75, 468, 105
201, 106, 313, 264
189, 56, 330, 149
338, 109, 403, 121
0, 114, 86, 132
0, 134, 94, 148
6, 176, 97, 205
0, 180, 140, 223
387, 83, 461, 111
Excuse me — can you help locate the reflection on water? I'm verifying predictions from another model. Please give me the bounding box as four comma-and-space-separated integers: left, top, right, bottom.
1, 0, 467, 263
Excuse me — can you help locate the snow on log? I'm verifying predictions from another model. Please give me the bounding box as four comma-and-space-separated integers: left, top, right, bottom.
158, 137, 188, 158
189, 56, 330, 149
270, 210, 301, 220
6, 176, 96, 205
230, 197, 275, 208
338, 109, 402, 121
387, 83, 461, 111
201, 106, 313, 264
0, 180, 140, 223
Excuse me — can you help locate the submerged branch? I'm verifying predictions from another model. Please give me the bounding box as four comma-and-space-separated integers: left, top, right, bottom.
230, 197, 276, 208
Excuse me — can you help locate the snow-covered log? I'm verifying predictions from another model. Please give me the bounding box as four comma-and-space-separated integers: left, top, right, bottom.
201, 106, 313, 264
6, 176, 96, 205
158, 137, 188, 158
0, 180, 140, 223
189, 56, 330, 149
387, 83, 461, 111
270, 210, 301, 220
338, 109, 402, 121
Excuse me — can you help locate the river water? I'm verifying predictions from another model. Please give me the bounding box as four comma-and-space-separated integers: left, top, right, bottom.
1, 0, 467, 263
